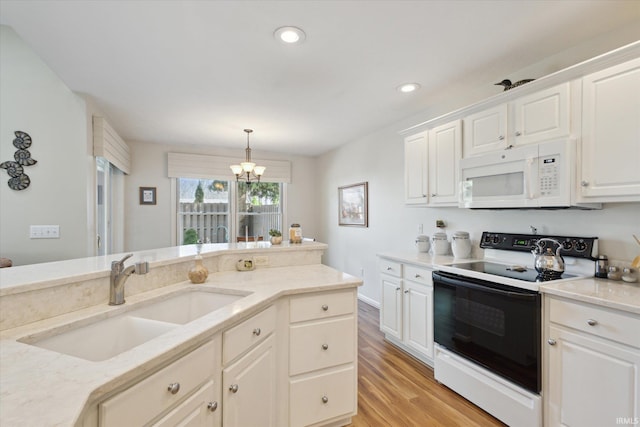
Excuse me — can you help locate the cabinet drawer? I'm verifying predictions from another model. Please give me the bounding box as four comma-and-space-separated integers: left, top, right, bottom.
379, 258, 402, 278
151, 380, 217, 427
549, 298, 640, 348
99, 340, 216, 427
290, 316, 355, 375
290, 290, 355, 323
290, 365, 356, 427
404, 264, 433, 286
223, 305, 276, 365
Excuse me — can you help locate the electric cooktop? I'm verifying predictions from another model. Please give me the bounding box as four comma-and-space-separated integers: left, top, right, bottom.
448, 261, 581, 283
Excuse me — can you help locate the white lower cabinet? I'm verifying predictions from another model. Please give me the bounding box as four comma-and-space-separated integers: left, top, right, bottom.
288, 289, 358, 427
544, 296, 640, 427
98, 338, 221, 427
222, 305, 278, 427
379, 257, 434, 364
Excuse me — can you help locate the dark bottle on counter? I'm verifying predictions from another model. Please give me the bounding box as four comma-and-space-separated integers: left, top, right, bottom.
595, 255, 608, 278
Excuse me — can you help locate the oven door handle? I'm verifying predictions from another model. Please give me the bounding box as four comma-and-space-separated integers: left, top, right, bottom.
434, 273, 538, 300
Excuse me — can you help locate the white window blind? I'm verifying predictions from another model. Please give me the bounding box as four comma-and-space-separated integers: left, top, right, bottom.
168, 152, 291, 183
93, 116, 131, 174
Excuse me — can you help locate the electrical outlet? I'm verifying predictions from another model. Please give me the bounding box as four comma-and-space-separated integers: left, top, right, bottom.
436, 220, 446, 228
254, 255, 269, 266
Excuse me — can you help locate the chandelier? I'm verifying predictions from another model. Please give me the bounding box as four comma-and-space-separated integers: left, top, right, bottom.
230, 129, 265, 183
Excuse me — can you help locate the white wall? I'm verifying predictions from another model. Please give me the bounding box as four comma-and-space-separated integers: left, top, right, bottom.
124, 140, 317, 251
317, 27, 640, 306
0, 26, 91, 266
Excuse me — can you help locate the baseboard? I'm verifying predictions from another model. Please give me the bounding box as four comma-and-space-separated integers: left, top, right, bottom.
357, 293, 379, 309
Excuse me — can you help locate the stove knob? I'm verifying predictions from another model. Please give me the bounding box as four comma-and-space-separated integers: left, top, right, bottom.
492, 235, 500, 244
575, 240, 587, 252
562, 240, 573, 251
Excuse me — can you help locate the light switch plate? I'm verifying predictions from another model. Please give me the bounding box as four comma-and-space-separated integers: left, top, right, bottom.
30, 225, 60, 239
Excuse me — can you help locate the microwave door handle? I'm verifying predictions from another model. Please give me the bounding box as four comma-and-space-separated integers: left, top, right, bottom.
525, 157, 536, 199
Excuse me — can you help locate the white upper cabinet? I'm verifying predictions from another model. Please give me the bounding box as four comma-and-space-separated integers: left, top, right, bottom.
404, 131, 428, 205
463, 83, 571, 157
579, 57, 640, 202
428, 119, 462, 205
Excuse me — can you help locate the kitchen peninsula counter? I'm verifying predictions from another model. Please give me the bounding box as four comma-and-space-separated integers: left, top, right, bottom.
0, 243, 362, 426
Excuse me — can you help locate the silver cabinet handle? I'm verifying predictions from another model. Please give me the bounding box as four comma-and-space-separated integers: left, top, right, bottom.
322, 395, 329, 404
321, 343, 329, 350
498, 135, 505, 140
587, 319, 598, 326
229, 384, 239, 393
547, 339, 556, 346
253, 328, 261, 336
581, 180, 589, 187
321, 304, 329, 311
167, 382, 180, 394
207, 401, 218, 412
515, 131, 522, 136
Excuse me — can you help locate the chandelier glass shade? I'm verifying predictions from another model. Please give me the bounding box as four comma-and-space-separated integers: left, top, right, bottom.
230, 129, 265, 183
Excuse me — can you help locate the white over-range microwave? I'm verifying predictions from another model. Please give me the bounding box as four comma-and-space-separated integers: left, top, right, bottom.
459, 138, 600, 209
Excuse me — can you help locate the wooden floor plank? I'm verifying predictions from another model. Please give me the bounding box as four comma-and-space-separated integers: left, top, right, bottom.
349, 300, 506, 427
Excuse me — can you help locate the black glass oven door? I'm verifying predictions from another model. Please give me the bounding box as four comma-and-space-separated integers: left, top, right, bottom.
433, 271, 541, 393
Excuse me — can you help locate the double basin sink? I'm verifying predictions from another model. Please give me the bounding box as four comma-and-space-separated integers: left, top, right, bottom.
20, 289, 248, 362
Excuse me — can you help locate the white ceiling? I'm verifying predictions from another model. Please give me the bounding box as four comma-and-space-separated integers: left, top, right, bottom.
1, 0, 639, 156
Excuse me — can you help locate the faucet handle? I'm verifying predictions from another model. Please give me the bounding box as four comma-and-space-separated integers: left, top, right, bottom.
112, 253, 134, 268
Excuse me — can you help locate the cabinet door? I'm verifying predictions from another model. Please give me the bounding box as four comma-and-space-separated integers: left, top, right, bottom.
512, 83, 570, 146
152, 380, 219, 427
404, 132, 428, 204
223, 335, 277, 427
380, 275, 402, 340
580, 57, 640, 201
546, 325, 640, 427
428, 119, 462, 205
463, 104, 508, 157
403, 279, 433, 359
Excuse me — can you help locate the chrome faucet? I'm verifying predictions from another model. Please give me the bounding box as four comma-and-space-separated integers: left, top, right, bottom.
109, 254, 149, 305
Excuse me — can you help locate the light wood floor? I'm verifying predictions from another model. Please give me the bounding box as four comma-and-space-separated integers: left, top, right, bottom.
348, 301, 506, 427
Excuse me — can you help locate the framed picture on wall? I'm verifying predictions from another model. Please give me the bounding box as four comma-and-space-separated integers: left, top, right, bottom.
139, 187, 157, 205
338, 182, 368, 227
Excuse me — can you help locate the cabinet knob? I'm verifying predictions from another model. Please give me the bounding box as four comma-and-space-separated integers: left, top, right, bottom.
167, 382, 181, 395
229, 384, 239, 393
498, 135, 505, 141
321, 343, 329, 351
395, 287, 401, 291
581, 180, 589, 187
547, 339, 556, 346
207, 401, 218, 412
386, 266, 392, 271
252, 327, 261, 336
321, 304, 329, 311
322, 395, 329, 404
505, 144, 514, 150
515, 131, 522, 136
404, 290, 409, 294
415, 274, 421, 278
587, 319, 598, 326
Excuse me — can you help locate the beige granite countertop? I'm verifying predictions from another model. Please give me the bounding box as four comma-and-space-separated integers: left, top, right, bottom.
377, 252, 458, 268
0, 262, 361, 426
540, 277, 640, 315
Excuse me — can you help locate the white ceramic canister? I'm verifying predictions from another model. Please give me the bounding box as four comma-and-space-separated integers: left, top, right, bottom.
451, 231, 471, 259
432, 231, 449, 255
415, 235, 430, 253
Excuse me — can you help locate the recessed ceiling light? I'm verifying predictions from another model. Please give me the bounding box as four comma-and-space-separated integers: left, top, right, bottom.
397, 83, 421, 93
274, 26, 306, 44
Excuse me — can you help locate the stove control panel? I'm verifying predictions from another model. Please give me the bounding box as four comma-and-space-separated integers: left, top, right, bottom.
480, 232, 598, 259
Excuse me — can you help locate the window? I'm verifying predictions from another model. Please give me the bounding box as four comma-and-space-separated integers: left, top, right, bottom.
177, 178, 283, 244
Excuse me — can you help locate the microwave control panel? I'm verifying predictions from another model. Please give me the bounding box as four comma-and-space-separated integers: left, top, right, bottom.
480, 232, 598, 259
539, 155, 560, 196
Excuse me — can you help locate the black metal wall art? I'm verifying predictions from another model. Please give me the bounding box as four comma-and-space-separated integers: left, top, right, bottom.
0, 131, 37, 190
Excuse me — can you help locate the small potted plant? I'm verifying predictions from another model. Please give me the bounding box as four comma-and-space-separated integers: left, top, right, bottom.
269, 229, 283, 245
